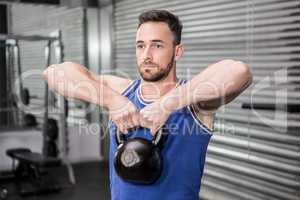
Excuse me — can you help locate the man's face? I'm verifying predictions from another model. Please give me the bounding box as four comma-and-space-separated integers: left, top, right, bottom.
136, 22, 177, 82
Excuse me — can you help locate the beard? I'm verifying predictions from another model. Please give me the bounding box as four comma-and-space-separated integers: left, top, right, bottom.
138, 53, 175, 82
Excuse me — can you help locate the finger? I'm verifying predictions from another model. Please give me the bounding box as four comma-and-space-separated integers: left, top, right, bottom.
140, 111, 148, 122
115, 118, 128, 134
126, 116, 135, 129
140, 109, 148, 119
123, 128, 128, 134
127, 106, 140, 127
131, 112, 141, 127
150, 128, 156, 136
119, 123, 128, 134
150, 124, 157, 135
139, 115, 148, 128
122, 111, 134, 130
151, 124, 160, 136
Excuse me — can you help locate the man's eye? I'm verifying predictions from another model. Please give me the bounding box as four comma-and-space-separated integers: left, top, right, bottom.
155, 44, 163, 48
136, 45, 144, 49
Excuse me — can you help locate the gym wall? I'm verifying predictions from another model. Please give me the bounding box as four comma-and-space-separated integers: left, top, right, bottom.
0, 5, 7, 126
113, 0, 300, 200
0, 3, 103, 170
10, 3, 85, 114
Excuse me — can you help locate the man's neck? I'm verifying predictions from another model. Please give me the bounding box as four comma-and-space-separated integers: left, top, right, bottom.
140, 77, 179, 102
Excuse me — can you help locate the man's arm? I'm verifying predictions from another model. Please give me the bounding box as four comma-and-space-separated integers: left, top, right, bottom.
139, 59, 252, 134
43, 61, 140, 133
89, 73, 133, 95
162, 59, 252, 113
43, 62, 119, 108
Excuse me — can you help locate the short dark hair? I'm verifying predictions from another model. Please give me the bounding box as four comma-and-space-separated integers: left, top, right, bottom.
138, 10, 183, 45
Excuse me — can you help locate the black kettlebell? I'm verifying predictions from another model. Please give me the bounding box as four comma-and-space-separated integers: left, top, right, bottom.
114, 126, 168, 185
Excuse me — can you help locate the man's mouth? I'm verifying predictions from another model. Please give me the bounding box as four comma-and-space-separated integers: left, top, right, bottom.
142, 64, 157, 68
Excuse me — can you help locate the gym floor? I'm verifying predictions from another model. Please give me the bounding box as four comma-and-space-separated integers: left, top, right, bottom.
1, 161, 111, 200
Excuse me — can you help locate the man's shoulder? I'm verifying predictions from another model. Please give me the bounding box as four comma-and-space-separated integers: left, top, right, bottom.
119, 79, 141, 95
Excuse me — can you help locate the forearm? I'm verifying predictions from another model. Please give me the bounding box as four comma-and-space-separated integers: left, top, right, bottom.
161, 59, 253, 112
43, 62, 117, 108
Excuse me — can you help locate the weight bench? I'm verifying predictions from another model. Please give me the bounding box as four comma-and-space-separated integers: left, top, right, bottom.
6, 148, 62, 196
6, 148, 61, 167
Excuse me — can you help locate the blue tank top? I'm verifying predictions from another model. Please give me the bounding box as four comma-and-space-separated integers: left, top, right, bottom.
108, 79, 213, 200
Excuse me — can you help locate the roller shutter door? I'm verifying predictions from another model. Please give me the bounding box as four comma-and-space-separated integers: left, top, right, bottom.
114, 0, 300, 199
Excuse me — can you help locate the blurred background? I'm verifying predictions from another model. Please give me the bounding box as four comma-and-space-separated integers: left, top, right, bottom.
0, 0, 299, 200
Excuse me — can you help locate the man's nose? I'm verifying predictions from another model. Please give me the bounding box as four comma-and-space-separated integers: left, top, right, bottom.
142, 46, 152, 61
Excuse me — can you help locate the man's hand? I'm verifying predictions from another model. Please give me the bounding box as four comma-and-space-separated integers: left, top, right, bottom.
107, 94, 140, 134
140, 100, 171, 135
108, 94, 172, 135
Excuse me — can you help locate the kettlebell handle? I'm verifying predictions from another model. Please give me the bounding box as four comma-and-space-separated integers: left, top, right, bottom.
115, 126, 164, 146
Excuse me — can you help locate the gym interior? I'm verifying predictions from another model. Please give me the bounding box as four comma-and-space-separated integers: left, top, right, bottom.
0, 0, 299, 200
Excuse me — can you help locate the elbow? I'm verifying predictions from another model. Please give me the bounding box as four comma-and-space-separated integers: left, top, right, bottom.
43, 61, 78, 79
237, 61, 253, 85
43, 64, 57, 81
220, 59, 253, 88
42, 62, 71, 87
220, 59, 253, 85
233, 61, 253, 90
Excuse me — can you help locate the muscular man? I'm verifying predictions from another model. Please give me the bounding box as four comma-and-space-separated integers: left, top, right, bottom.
44, 10, 252, 200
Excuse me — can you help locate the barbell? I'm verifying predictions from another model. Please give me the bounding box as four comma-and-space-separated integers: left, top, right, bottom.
20, 88, 39, 106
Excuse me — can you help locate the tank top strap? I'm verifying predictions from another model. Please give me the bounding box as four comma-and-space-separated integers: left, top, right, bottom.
180, 79, 188, 84
121, 79, 141, 97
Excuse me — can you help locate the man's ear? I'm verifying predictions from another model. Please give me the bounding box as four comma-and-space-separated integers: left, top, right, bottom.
174, 44, 184, 61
